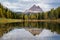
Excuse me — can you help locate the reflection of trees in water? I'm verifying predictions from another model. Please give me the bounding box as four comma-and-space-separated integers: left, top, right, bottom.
44, 22, 60, 34
0, 22, 60, 37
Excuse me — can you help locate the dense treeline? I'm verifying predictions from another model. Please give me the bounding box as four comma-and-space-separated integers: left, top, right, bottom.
0, 3, 60, 19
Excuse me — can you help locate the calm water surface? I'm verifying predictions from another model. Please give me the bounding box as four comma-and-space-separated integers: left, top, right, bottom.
0, 22, 60, 40
1, 28, 60, 40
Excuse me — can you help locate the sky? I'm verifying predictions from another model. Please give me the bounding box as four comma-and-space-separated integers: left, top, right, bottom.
0, 0, 60, 12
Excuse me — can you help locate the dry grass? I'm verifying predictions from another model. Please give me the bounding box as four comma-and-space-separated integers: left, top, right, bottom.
0, 18, 60, 23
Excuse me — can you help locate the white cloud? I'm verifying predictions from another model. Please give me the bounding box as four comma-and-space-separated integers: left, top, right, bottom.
18, 0, 33, 2
36, 3, 52, 11
2, 2, 21, 8
0, 0, 60, 12
22, 0, 30, 1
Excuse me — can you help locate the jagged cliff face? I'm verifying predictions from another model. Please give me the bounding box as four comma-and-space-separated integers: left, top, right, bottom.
25, 5, 43, 13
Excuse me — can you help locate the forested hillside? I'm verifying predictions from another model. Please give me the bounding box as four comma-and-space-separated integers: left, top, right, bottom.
0, 3, 18, 19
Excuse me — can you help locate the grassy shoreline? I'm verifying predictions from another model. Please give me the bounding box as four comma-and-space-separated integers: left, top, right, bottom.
0, 18, 60, 23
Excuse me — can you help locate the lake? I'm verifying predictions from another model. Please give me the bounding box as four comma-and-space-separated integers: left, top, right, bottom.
0, 22, 60, 40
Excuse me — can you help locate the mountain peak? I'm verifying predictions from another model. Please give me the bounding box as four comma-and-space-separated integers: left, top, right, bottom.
25, 5, 43, 13
33, 4, 36, 7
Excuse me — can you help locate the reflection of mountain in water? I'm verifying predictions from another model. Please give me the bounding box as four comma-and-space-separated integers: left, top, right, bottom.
25, 5, 43, 13
1, 28, 60, 40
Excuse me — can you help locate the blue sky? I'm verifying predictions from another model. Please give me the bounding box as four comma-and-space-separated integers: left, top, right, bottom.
0, 0, 60, 12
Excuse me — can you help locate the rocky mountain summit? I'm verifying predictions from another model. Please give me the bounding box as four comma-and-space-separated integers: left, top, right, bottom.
25, 5, 43, 13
